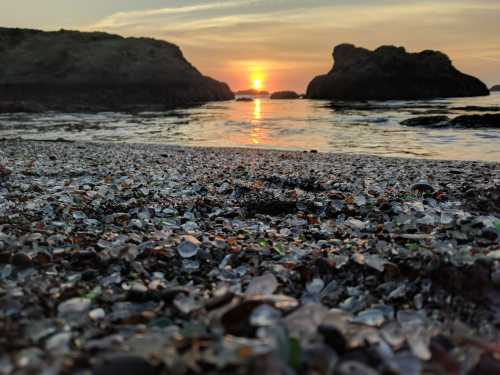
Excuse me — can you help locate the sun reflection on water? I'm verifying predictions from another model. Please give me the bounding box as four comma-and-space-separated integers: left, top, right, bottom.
253, 98, 262, 120
3, 93, 499, 161
251, 99, 262, 144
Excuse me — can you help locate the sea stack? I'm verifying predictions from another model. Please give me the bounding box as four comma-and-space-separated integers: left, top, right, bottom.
491, 85, 500, 92
306, 44, 489, 101
0, 27, 234, 111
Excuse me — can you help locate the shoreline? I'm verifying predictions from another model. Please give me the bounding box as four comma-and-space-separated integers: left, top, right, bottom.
2, 137, 500, 164
1, 140, 500, 374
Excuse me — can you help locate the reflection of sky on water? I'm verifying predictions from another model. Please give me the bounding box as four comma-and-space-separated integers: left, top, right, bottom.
1, 93, 500, 161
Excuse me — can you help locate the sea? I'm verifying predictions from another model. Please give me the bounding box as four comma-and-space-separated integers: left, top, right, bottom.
1, 92, 500, 162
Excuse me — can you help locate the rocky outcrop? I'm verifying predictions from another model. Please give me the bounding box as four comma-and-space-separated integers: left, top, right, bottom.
307, 44, 489, 101
270, 91, 300, 99
491, 85, 500, 92
0, 27, 233, 112
401, 113, 500, 128
400, 116, 450, 128
235, 89, 269, 96
451, 113, 500, 128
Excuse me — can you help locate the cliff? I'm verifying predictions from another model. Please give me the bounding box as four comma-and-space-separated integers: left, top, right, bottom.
306, 44, 489, 101
0, 27, 234, 111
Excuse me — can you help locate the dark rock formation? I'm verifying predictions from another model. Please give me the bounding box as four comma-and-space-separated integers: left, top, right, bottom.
491, 85, 500, 92
235, 97, 254, 102
270, 91, 300, 99
401, 113, 500, 128
401, 116, 450, 128
451, 106, 500, 112
451, 113, 500, 128
0, 27, 233, 112
235, 89, 269, 96
307, 44, 489, 101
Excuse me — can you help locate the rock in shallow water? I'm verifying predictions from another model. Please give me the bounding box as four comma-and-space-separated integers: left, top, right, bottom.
401, 113, 500, 129
400, 116, 450, 128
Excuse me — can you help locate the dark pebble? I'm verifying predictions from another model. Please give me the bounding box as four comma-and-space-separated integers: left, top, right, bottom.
93, 355, 159, 375
319, 324, 347, 354
482, 229, 497, 241
411, 182, 435, 193
336, 361, 380, 375
491, 270, 500, 286
82, 269, 99, 281
11, 253, 32, 268
0, 251, 12, 263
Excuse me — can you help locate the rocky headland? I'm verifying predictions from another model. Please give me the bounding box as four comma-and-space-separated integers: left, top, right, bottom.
0, 27, 233, 112
306, 44, 489, 101
491, 85, 500, 92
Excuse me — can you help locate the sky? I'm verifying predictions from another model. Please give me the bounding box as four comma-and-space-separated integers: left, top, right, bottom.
1, 0, 500, 92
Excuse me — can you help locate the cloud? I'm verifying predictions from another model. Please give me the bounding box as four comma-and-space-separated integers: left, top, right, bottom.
87, 0, 265, 29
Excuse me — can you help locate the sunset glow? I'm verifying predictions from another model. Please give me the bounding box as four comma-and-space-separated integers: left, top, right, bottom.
2, 1, 499, 91
253, 79, 262, 90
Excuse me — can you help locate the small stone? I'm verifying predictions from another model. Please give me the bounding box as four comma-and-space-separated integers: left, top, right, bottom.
45, 332, 72, 352
352, 308, 386, 327
336, 361, 380, 375
487, 250, 500, 259
177, 235, 200, 258
345, 218, 368, 230
250, 304, 282, 327
0, 164, 12, 177
182, 259, 200, 272
93, 355, 158, 375
354, 195, 367, 206
246, 273, 278, 296
0, 355, 14, 375
318, 324, 347, 354
306, 278, 325, 295
89, 308, 106, 321
411, 181, 434, 193
364, 255, 386, 272
173, 293, 199, 315
73, 211, 87, 220
58, 298, 91, 317
11, 253, 32, 268
130, 282, 148, 294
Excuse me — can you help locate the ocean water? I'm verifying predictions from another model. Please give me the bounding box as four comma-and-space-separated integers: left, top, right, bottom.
1, 93, 500, 162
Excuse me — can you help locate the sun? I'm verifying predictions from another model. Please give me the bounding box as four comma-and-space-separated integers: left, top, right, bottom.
253, 79, 262, 90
